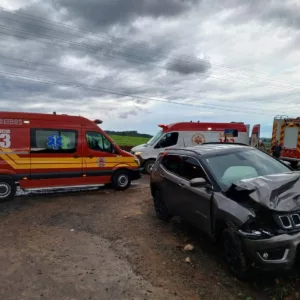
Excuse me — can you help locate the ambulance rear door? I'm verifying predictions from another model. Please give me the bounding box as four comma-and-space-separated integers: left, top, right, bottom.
0, 118, 30, 181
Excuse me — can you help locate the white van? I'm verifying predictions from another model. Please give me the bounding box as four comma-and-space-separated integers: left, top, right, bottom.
131, 122, 260, 173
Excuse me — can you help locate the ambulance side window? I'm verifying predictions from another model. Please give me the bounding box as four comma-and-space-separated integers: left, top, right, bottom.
86, 131, 113, 153
30, 129, 77, 153
155, 132, 179, 149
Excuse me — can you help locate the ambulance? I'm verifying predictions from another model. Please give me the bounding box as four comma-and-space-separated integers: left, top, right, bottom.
131, 121, 260, 173
0, 112, 141, 201
271, 115, 300, 168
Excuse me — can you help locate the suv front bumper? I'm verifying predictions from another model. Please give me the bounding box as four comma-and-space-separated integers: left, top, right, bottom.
242, 231, 300, 270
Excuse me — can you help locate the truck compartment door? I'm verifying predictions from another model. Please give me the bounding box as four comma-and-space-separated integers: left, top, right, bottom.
283, 126, 298, 149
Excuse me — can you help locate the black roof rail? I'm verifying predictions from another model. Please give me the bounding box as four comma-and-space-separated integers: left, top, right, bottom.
164, 147, 200, 155
200, 142, 250, 146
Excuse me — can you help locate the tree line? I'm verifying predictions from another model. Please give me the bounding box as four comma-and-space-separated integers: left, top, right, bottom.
105, 130, 153, 138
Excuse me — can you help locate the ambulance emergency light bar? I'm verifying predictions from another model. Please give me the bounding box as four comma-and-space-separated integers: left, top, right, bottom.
158, 124, 168, 130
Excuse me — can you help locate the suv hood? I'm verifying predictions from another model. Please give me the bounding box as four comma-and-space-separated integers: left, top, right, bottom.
226, 172, 300, 212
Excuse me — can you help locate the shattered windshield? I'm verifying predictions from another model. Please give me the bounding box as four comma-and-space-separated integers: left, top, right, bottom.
203, 149, 292, 189
147, 129, 164, 146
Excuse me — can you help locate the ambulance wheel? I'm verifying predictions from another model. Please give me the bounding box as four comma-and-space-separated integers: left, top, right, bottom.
0, 180, 16, 202
112, 171, 131, 191
144, 160, 155, 174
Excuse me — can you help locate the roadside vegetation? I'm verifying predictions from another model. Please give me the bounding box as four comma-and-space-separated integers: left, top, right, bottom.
106, 130, 151, 146
109, 135, 150, 146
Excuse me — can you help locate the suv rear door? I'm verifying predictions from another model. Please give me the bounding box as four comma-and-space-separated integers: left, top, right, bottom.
160, 154, 185, 216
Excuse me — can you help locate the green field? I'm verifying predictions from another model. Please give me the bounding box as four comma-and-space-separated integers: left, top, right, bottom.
109, 135, 150, 146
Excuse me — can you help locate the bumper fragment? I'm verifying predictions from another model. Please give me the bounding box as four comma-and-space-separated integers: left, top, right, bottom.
242, 231, 300, 270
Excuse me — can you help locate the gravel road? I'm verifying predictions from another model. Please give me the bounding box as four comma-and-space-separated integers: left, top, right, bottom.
0, 177, 299, 300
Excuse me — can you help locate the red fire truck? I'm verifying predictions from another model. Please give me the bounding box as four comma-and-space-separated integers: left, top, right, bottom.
271, 115, 300, 168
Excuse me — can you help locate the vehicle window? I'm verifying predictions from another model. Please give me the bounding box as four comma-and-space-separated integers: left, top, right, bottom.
86, 131, 113, 153
161, 155, 181, 175
31, 129, 77, 153
203, 149, 291, 189
147, 129, 163, 146
180, 156, 206, 180
155, 132, 179, 149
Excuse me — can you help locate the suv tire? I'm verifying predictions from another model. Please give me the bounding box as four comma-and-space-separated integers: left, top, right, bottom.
153, 190, 172, 222
222, 228, 250, 280
111, 170, 131, 191
0, 179, 16, 202
144, 160, 155, 174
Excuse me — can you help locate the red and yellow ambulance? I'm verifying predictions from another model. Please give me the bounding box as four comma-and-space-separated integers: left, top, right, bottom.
0, 112, 141, 201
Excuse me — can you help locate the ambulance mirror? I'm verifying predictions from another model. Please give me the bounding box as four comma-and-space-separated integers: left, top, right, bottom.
111, 144, 116, 154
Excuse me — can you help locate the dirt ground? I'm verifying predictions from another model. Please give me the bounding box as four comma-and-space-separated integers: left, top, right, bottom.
1, 177, 300, 300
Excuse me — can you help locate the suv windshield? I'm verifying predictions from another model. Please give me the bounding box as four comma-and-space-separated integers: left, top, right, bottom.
147, 130, 164, 146
203, 148, 292, 189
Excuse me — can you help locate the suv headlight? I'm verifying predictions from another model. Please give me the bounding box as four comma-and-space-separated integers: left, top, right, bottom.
238, 211, 276, 239
135, 151, 142, 156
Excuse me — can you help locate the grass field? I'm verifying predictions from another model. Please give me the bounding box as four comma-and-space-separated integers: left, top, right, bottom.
109, 135, 150, 146
109, 134, 273, 149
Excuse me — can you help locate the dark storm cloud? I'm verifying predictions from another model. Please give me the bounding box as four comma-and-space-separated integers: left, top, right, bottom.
0, 8, 175, 77
166, 57, 211, 75
1, 0, 296, 127
0, 4, 77, 43
54, 0, 199, 29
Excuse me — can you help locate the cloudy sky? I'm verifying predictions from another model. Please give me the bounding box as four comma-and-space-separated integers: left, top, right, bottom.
0, 0, 300, 136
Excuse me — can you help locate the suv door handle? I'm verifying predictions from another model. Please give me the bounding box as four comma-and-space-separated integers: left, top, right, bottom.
73, 154, 79, 158
160, 174, 165, 178
178, 183, 185, 188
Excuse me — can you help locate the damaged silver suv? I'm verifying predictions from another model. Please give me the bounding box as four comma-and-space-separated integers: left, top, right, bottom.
150, 143, 300, 279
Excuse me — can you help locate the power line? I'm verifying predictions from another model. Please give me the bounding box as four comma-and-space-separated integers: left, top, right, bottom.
0, 68, 296, 116
0, 54, 297, 112
0, 24, 299, 99
0, 6, 294, 86
0, 11, 299, 91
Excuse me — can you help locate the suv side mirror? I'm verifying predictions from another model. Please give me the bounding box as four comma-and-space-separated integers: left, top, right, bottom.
190, 177, 207, 188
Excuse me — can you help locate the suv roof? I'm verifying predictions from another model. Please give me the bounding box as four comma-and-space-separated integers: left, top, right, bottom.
166, 143, 251, 156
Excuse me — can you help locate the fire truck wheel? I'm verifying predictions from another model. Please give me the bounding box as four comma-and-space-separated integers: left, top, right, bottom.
0, 180, 16, 202
111, 170, 131, 191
